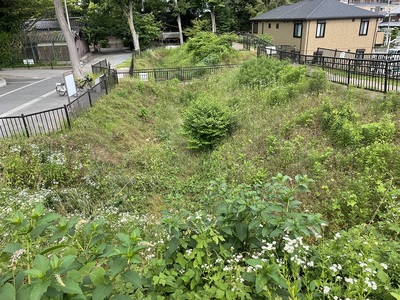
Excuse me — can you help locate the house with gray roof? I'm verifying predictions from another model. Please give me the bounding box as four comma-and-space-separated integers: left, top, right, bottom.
24, 18, 89, 62
250, 0, 384, 55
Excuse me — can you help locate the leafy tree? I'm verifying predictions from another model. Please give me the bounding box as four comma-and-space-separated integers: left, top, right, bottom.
0, 0, 53, 32
183, 18, 211, 37
81, 1, 127, 49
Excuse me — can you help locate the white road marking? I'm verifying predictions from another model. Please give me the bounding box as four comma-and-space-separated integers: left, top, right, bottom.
0, 89, 56, 117
0, 77, 51, 98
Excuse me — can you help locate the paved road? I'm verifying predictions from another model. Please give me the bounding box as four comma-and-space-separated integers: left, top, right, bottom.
0, 50, 132, 117
0, 69, 69, 117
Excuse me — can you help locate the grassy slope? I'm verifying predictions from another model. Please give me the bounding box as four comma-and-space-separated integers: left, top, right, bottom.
1, 50, 400, 234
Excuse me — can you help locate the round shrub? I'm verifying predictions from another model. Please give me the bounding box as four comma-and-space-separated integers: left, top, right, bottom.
182, 98, 236, 150
238, 57, 289, 88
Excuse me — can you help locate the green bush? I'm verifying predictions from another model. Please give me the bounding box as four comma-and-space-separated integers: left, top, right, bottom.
182, 98, 236, 150
184, 32, 237, 65
307, 68, 328, 93
277, 65, 307, 84
359, 115, 396, 145
238, 57, 288, 88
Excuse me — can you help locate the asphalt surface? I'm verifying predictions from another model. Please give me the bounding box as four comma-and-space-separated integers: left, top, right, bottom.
0, 50, 132, 117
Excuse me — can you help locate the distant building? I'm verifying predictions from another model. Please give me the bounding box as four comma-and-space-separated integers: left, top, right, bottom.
250, 0, 383, 55
24, 18, 89, 62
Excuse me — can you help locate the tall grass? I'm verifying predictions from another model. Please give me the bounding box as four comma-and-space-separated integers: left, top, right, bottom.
1, 56, 399, 235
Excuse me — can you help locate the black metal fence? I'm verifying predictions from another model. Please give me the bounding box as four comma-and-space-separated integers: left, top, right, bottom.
258, 46, 400, 93
117, 64, 237, 82
0, 73, 112, 139
1, 60, 234, 139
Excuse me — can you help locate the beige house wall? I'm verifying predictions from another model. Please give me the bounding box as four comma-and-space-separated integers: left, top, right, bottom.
302, 19, 379, 55
254, 17, 379, 55
256, 21, 301, 49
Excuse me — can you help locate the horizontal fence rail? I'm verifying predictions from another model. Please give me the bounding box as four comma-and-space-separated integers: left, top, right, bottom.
117, 65, 237, 82
258, 46, 400, 93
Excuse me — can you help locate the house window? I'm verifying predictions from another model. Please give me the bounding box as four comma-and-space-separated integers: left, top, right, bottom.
359, 19, 369, 35
293, 22, 302, 38
262, 23, 265, 34
268, 23, 271, 29
276, 23, 279, 29
316, 20, 326, 38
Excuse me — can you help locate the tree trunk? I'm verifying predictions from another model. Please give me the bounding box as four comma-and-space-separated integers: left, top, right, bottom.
53, 0, 83, 79
125, 0, 140, 54
210, 6, 216, 33
173, 0, 184, 45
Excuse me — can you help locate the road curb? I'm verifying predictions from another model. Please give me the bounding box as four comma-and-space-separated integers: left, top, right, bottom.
0, 77, 6, 88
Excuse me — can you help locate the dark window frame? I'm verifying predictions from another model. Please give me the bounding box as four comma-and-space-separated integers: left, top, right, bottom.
316, 20, 326, 38
359, 19, 369, 36
293, 21, 302, 38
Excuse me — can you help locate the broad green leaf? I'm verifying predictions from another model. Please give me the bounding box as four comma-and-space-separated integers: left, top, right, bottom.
268, 272, 287, 289
93, 284, 113, 300
16, 284, 32, 300
182, 269, 195, 283
248, 219, 259, 230
30, 224, 49, 239
60, 254, 77, 269
3, 243, 23, 255
166, 237, 180, 258
59, 277, 83, 295
377, 270, 389, 284
80, 262, 96, 274
391, 292, 400, 300
0, 283, 16, 300
37, 213, 59, 226
121, 270, 142, 289
246, 258, 262, 267
24, 269, 44, 279
66, 270, 83, 283
14, 271, 25, 290
235, 222, 248, 242
33, 255, 50, 273
117, 233, 131, 246
30, 280, 51, 300
215, 289, 225, 298
110, 257, 127, 278
89, 268, 106, 286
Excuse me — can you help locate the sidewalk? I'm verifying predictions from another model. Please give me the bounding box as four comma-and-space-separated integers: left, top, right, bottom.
0, 49, 132, 86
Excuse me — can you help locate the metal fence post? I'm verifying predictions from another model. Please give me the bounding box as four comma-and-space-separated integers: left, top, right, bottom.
384, 61, 389, 93
88, 91, 92, 107
104, 77, 108, 94
21, 114, 30, 137
64, 105, 71, 129
347, 59, 352, 87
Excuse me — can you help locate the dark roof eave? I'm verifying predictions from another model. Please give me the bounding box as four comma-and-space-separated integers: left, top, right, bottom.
251, 16, 382, 21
